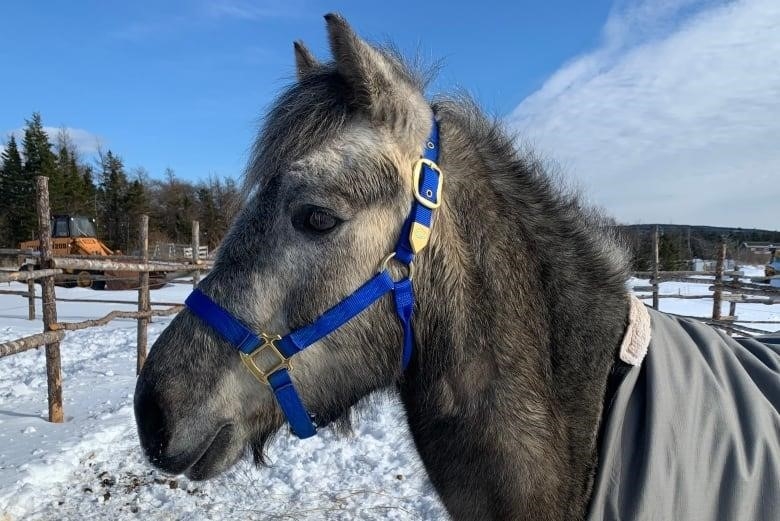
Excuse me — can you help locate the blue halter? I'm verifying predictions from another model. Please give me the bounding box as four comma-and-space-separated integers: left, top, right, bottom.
185, 118, 442, 439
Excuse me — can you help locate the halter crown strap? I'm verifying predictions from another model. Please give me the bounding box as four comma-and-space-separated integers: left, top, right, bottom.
185, 115, 442, 439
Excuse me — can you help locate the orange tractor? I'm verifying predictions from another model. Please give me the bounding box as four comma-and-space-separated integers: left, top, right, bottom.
19, 215, 165, 290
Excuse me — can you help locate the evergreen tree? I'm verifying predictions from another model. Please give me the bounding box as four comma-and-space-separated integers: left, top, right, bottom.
53, 129, 90, 214
658, 232, 682, 270
81, 164, 97, 216
22, 113, 59, 202
0, 135, 26, 246
1, 112, 247, 249
97, 150, 129, 249
124, 177, 149, 253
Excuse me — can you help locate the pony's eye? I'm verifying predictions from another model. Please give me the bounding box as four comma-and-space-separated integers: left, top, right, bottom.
293, 205, 342, 235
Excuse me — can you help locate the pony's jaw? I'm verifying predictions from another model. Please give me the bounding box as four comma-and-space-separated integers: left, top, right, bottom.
133, 326, 279, 480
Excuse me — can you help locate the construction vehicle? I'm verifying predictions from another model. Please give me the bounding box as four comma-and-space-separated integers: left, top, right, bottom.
18, 215, 165, 290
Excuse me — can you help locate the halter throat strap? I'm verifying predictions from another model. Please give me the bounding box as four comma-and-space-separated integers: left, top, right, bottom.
185, 117, 442, 439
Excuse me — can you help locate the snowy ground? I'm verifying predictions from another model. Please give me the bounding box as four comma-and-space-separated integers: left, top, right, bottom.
630, 265, 780, 332
1, 267, 778, 520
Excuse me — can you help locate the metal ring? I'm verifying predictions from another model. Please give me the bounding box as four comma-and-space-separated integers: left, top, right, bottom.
379, 252, 415, 281
426, 141, 435, 149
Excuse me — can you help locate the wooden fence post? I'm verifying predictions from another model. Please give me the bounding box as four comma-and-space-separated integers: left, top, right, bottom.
728, 266, 739, 319
652, 225, 660, 310
26, 264, 35, 320
137, 214, 149, 375
36, 176, 64, 423
712, 239, 726, 321
192, 220, 200, 288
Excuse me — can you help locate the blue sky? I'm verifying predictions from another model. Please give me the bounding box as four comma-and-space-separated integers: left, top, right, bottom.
1, 0, 777, 229
0, 0, 611, 179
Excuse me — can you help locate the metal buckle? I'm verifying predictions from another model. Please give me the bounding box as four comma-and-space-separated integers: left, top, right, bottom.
411, 158, 443, 210
379, 252, 415, 281
240, 333, 290, 384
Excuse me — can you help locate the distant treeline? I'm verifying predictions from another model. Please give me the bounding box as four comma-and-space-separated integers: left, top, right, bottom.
0, 113, 241, 252
3, 114, 777, 264
619, 224, 780, 271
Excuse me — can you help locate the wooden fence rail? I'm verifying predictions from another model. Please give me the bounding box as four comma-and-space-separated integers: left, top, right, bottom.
632, 233, 780, 334
0, 269, 63, 283
0, 176, 209, 423
3, 177, 779, 423
0, 330, 66, 358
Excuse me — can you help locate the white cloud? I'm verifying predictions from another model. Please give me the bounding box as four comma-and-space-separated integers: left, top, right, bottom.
508, 0, 780, 230
2, 127, 104, 158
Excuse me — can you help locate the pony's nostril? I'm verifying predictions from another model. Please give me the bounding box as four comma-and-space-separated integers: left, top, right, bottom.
133, 383, 169, 460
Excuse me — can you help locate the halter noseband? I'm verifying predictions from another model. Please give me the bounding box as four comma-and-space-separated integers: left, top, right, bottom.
184, 117, 442, 438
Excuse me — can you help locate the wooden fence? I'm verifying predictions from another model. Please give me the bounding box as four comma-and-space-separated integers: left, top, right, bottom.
0, 176, 211, 423
2, 184, 778, 423
632, 226, 780, 337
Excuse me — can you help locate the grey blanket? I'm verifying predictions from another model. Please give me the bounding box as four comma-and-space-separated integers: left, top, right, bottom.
587, 309, 780, 521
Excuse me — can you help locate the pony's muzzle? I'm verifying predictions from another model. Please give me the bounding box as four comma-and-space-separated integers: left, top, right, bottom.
134, 376, 236, 479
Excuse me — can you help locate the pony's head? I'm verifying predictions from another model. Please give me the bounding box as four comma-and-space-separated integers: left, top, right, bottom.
134, 14, 437, 479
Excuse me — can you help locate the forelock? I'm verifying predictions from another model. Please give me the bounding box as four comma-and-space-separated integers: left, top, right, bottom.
244, 67, 353, 192
243, 48, 433, 194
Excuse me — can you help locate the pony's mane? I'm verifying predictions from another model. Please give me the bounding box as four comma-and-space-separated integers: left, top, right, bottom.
244, 51, 630, 288
431, 95, 630, 288
244, 45, 434, 193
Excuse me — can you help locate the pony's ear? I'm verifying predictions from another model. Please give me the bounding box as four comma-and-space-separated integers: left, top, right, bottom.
293, 40, 320, 80
324, 13, 425, 127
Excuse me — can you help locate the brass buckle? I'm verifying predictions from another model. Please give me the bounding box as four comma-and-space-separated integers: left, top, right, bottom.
379, 252, 415, 281
411, 158, 443, 210
240, 333, 290, 384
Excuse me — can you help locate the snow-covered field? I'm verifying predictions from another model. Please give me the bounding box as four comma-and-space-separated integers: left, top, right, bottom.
1, 267, 778, 520
630, 265, 780, 331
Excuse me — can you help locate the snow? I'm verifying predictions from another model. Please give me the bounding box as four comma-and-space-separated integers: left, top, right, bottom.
1, 268, 778, 520
0, 283, 445, 520
630, 265, 780, 331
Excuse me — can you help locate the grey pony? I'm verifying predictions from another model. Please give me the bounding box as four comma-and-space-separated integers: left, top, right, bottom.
134, 13, 780, 521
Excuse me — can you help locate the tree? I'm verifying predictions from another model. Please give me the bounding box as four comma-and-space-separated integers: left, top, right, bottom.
1, 111, 245, 249
53, 129, 94, 214
97, 150, 129, 249
197, 175, 240, 249
22, 112, 59, 199
0, 135, 26, 246
658, 232, 682, 271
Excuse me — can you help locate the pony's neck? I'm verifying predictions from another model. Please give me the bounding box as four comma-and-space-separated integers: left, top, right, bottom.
400, 102, 630, 520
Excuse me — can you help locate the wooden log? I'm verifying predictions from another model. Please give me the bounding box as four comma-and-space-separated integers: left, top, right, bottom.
633, 270, 743, 278
0, 248, 39, 257
0, 289, 31, 297
0, 268, 63, 282
635, 294, 714, 300
36, 176, 64, 423
728, 269, 739, 320
707, 322, 774, 336
662, 311, 776, 336
728, 280, 780, 292
711, 240, 725, 320
26, 264, 35, 320
192, 220, 200, 289
51, 257, 198, 272
0, 290, 182, 307
52, 306, 183, 332
137, 215, 150, 375
651, 275, 716, 284
710, 285, 780, 298
721, 295, 777, 304
0, 330, 66, 358
652, 226, 659, 310
726, 319, 780, 324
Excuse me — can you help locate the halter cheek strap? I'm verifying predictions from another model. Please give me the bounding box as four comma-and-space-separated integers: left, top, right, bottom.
184, 117, 442, 439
